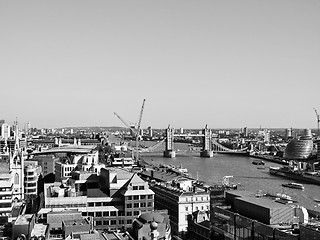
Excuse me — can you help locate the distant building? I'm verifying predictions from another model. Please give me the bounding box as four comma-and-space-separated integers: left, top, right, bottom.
0, 124, 10, 139
285, 128, 292, 140
284, 138, 314, 160
147, 126, 153, 138
32, 155, 59, 182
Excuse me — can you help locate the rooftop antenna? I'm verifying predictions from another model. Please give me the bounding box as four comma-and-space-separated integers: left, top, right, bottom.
313, 108, 320, 139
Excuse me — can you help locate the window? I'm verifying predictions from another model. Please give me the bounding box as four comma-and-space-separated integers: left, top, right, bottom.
148, 195, 153, 199
127, 212, 132, 216
103, 212, 109, 217
133, 186, 138, 190
88, 202, 94, 207
96, 202, 101, 207
185, 207, 189, 211
96, 212, 102, 217
88, 212, 94, 216
96, 221, 102, 226
139, 186, 144, 190
140, 202, 146, 207
127, 196, 132, 200
119, 220, 124, 225
201, 206, 204, 210
127, 203, 132, 208
134, 203, 139, 208
103, 202, 108, 206
118, 211, 125, 216
147, 202, 153, 207
103, 220, 109, 225
134, 211, 140, 216
133, 195, 139, 200
111, 220, 116, 225
127, 219, 132, 224
110, 211, 116, 216
140, 195, 146, 200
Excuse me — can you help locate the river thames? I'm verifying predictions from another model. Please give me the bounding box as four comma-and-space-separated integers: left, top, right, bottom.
139, 144, 320, 213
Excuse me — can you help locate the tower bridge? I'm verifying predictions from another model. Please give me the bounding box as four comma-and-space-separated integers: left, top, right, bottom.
135, 126, 250, 157
164, 125, 213, 158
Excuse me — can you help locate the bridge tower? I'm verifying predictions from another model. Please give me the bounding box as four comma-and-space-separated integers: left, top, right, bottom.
200, 124, 213, 158
163, 125, 176, 158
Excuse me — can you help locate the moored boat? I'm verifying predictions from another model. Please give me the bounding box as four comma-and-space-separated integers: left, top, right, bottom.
282, 182, 304, 190
269, 166, 320, 186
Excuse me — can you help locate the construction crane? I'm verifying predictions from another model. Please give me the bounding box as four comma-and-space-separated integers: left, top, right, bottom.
314, 108, 320, 139
113, 112, 137, 137
135, 99, 146, 161
114, 99, 146, 161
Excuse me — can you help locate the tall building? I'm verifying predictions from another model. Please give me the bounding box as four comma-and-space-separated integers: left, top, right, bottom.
24, 161, 42, 196
10, 126, 25, 201
1, 124, 11, 139
243, 127, 248, 137
285, 128, 292, 140
147, 126, 153, 138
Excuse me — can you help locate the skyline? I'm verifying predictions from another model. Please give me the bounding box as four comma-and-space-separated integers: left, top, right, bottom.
1, 1, 319, 129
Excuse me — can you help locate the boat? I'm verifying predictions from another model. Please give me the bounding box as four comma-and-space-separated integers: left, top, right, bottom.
275, 193, 294, 204
222, 176, 237, 190
269, 166, 320, 185
159, 164, 189, 176
252, 160, 265, 165
282, 182, 304, 190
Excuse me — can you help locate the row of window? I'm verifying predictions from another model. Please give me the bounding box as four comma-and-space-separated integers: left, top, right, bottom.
0, 188, 12, 192
126, 195, 153, 200
25, 189, 37, 193
82, 210, 144, 218
25, 182, 37, 187
95, 219, 132, 226
126, 202, 153, 208
131, 186, 145, 190
0, 196, 11, 200
87, 202, 121, 207
185, 205, 209, 212
184, 196, 209, 202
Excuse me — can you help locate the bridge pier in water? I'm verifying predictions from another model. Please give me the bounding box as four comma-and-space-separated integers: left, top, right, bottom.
163, 125, 176, 158
200, 124, 213, 158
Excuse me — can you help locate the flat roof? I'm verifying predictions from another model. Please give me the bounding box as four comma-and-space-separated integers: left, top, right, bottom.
31, 223, 48, 237
236, 196, 293, 209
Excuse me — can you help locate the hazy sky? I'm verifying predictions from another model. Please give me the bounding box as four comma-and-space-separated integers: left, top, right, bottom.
1, 1, 319, 129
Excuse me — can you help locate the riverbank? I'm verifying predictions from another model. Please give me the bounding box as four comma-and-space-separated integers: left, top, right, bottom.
250, 154, 289, 165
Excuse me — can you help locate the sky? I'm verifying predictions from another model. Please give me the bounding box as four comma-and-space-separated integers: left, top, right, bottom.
0, 1, 320, 130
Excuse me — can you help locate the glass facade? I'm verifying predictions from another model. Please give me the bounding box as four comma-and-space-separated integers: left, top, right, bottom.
284, 139, 313, 159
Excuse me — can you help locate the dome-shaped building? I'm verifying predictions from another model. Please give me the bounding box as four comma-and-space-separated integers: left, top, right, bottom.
284, 138, 314, 159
